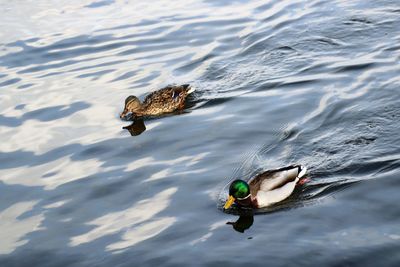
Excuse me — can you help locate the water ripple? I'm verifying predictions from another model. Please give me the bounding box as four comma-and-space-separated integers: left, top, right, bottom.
1, 0, 400, 265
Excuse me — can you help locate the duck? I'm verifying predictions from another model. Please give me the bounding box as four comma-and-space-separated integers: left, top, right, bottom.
120, 84, 195, 119
223, 165, 308, 210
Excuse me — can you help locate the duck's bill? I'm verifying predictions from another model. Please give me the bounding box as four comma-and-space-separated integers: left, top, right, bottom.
224, 195, 235, 209
120, 112, 126, 119
120, 110, 131, 120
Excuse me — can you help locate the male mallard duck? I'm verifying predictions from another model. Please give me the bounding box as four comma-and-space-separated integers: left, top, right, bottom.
224, 165, 308, 209
120, 84, 195, 119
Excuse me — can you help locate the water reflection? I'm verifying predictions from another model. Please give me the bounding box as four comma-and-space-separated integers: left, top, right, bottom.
1, 0, 400, 265
0, 201, 44, 255
226, 215, 254, 233
69, 187, 177, 252
122, 118, 146, 136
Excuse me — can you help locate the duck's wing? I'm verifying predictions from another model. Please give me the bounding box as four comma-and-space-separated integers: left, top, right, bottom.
143, 85, 190, 104
255, 179, 299, 207
143, 87, 171, 104
250, 165, 307, 208
249, 165, 305, 195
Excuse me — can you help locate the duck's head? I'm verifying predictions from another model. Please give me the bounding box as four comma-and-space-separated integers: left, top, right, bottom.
224, 179, 251, 210
120, 96, 141, 119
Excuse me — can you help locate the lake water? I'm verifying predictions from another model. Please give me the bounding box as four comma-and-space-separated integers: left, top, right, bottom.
1, 0, 400, 266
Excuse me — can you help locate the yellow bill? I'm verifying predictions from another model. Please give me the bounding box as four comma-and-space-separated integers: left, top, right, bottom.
224, 195, 235, 209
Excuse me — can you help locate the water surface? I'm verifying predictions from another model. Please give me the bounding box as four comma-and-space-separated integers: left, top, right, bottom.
1, 0, 400, 266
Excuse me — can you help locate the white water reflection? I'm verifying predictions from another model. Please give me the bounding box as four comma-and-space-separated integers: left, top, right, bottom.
0, 201, 44, 255
0, 157, 105, 190
190, 220, 226, 246
107, 217, 176, 253
70, 187, 177, 251
125, 152, 210, 183
125, 152, 210, 172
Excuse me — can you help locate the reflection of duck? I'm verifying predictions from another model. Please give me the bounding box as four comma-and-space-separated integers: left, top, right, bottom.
224, 165, 308, 210
122, 118, 146, 136
227, 215, 254, 233
120, 84, 195, 119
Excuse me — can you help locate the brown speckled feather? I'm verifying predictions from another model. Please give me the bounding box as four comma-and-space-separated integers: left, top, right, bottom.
138, 85, 192, 116
248, 165, 301, 196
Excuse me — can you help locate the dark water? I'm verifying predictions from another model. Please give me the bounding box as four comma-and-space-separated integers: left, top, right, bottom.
1, 0, 400, 266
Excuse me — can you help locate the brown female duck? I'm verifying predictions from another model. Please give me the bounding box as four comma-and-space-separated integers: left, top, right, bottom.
120, 84, 195, 119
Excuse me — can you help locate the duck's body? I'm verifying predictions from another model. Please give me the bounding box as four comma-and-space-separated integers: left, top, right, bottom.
120, 84, 195, 118
224, 165, 307, 210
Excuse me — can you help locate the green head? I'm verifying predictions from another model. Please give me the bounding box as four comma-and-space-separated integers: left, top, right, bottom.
224, 179, 250, 209
229, 180, 250, 199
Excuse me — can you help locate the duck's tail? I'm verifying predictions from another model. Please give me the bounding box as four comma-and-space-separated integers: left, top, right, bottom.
298, 165, 307, 178
183, 84, 195, 94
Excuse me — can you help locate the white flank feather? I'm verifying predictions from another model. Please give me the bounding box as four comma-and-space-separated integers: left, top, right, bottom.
259, 167, 299, 191
256, 178, 299, 207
